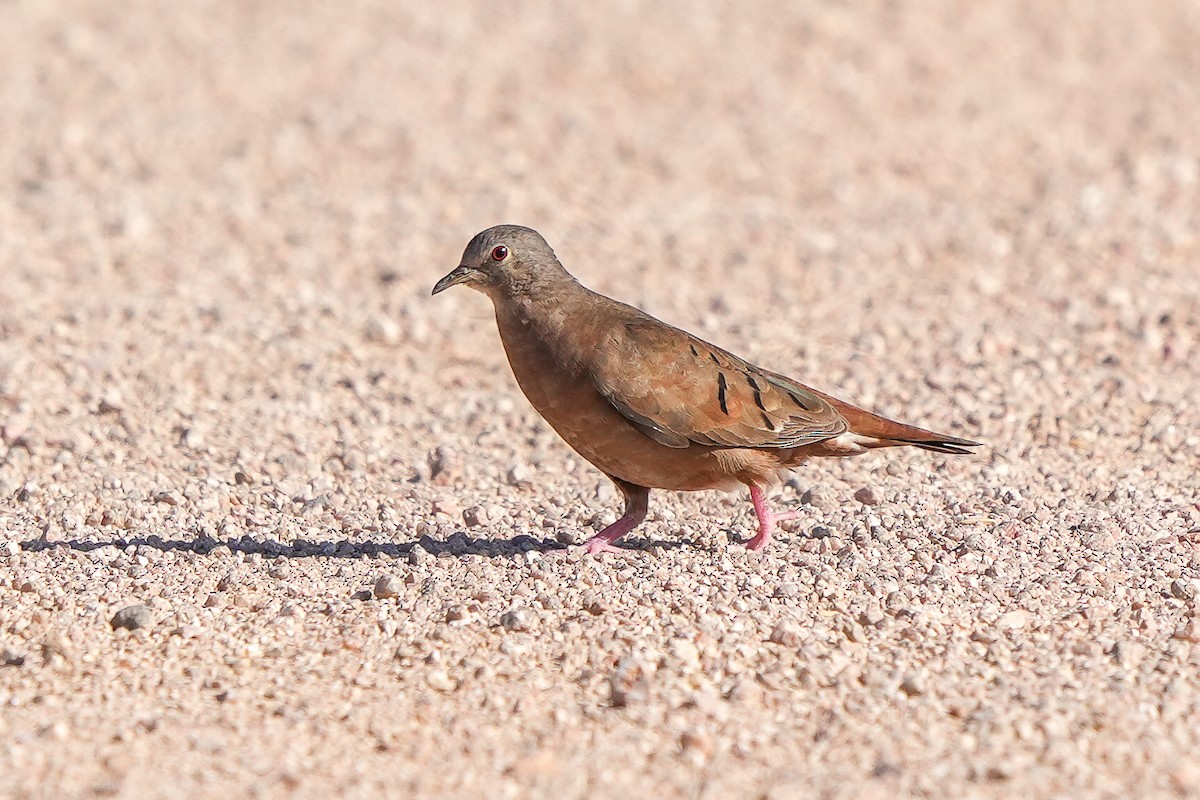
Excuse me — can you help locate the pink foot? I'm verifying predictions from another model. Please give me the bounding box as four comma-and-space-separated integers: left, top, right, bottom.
746, 485, 802, 551
745, 532, 770, 551
578, 480, 650, 555
582, 536, 631, 555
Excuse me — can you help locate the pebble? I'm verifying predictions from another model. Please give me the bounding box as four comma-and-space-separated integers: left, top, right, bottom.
363, 315, 401, 344
802, 486, 839, 512
859, 607, 886, 627
428, 446, 458, 484
768, 623, 802, 647
430, 498, 460, 517
426, 670, 455, 692
997, 609, 1028, 630
853, 486, 880, 505
679, 729, 712, 758
462, 506, 489, 527
500, 607, 532, 631
581, 593, 607, 615
1173, 618, 1200, 643
110, 604, 154, 631
669, 638, 700, 668
374, 575, 402, 599
899, 672, 927, 697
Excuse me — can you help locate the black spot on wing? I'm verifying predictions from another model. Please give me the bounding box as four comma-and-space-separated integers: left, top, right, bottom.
717, 372, 729, 415
760, 411, 776, 431
746, 374, 767, 411
789, 391, 821, 413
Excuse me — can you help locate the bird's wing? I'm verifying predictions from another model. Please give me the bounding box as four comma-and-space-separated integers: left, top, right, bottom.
590, 318, 848, 449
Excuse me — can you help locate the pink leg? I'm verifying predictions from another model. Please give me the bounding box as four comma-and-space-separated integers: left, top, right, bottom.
582, 479, 650, 555
746, 485, 802, 551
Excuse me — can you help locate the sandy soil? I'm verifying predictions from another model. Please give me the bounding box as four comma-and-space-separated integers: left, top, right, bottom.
2, 2, 1199, 798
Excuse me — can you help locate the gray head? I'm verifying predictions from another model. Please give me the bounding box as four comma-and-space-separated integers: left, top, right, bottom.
432, 225, 574, 299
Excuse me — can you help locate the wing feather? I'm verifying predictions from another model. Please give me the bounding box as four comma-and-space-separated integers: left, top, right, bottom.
590, 318, 847, 449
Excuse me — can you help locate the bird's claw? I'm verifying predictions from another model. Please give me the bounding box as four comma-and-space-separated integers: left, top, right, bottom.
582, 537, 628, 555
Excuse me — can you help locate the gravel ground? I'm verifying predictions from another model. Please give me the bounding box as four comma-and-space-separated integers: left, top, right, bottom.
2, 3, 1200, 799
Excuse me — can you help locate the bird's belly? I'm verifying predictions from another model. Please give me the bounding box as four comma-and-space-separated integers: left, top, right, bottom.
496, 315, 747, 491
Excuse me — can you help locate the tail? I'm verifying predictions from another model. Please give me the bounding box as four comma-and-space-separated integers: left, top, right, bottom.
813, 390, 982, 455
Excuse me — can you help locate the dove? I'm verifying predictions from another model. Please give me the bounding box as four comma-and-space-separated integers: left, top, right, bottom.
433, 225, 980, 553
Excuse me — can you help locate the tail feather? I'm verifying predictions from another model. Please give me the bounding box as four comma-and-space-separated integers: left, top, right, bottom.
806, 386, 982, 455
888, 437, 980, 455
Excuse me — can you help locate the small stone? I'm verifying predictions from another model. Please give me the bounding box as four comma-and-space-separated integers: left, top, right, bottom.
179, 426, 205, 449
506, 464, 531, 486
41, 632, 73, 665
859, 606, 886, 627
268, 564, 289, 580
801, 486, 839, 512
176, 624, 203, 640
609, 659, 649, 708
363, 315, 401, 344
407, 544, 431, 565
581, 593, 606, 615
110, 604, 154, 631
853, 486, 880, 505
773, 583, 800, 599
997, 609, 1028, 630
594, 481, 616, 503
1, 646, 26, 667
430, 498, 460, 518
445, 604, 467, 622
351, 589, 373, 601
768, 623, 802, 647
462, 506, 489, 527
679, 729, 711, 758
1170, 579, 1197, 601
1173, 618, 1200, 643
374, 575, 402, 599
2, 541, 18, 557
500, 607, 532, 631
423, 669, 452, 692
899, 672, 927, 697
669, 638, 700, 668
428, 446, 458, 484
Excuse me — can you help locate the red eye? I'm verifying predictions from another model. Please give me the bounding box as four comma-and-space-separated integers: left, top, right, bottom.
491, 245, 508, 261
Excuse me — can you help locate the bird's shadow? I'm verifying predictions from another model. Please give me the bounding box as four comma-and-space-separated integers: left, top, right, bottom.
18, 531, 697, 559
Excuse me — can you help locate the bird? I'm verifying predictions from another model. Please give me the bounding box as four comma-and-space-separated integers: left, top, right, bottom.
432, 225, 981, 554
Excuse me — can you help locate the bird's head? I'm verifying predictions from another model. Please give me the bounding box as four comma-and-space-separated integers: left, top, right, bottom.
432, 225, 571, 299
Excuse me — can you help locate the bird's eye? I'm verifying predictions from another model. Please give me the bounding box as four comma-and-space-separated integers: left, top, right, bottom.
491, 245, 509, 261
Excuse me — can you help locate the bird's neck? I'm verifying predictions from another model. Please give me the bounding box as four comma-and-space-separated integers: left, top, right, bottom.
491, 281, 595, 375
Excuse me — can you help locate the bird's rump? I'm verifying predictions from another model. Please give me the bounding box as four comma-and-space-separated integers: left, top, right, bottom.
590, 318, 848, 450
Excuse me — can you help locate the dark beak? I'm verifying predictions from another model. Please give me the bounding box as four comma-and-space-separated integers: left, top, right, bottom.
431, 265, 476, 296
